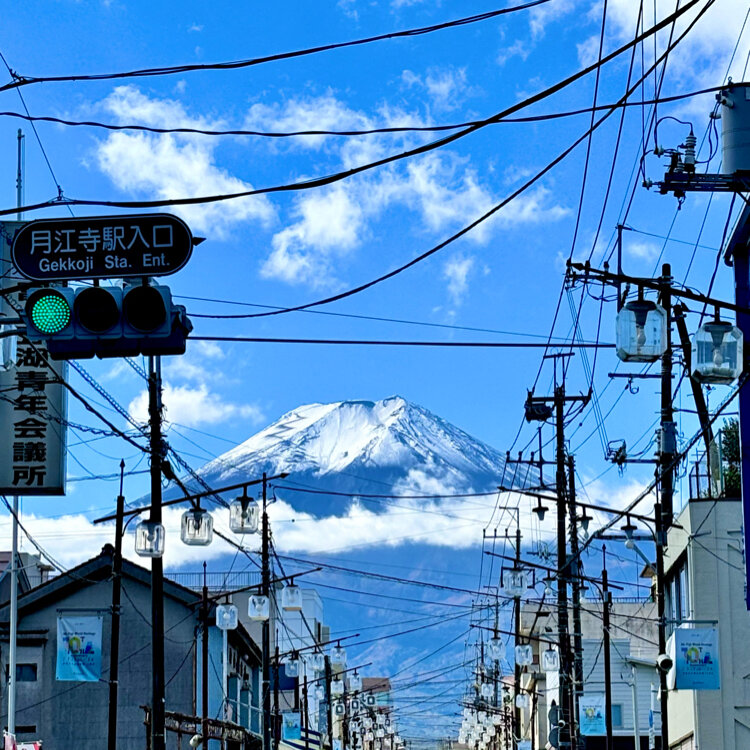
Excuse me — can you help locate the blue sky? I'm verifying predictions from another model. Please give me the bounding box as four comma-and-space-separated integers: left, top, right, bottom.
2, 0, 749, 740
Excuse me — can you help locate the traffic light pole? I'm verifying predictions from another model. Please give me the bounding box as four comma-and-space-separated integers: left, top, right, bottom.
148, 355, 166, 750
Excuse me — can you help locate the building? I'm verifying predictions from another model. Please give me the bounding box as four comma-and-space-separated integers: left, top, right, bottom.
663, 496, 750, 749
0, 546, 262, 750
519, 595, 662, 749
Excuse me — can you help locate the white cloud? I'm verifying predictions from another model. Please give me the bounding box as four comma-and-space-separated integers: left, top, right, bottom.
245, 93, 567, 287
402, 67, 475, 112
497, 39, 531, 66
443, 255, 475, 307
626, 240, 659, 262
128, 383, 264, 428
94, 86, 276, 238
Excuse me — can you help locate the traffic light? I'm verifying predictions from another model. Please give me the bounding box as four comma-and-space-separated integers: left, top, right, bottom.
23, 282, 192, 360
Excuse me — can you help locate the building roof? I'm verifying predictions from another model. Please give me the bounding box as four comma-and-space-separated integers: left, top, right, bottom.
0, 545, 201, 622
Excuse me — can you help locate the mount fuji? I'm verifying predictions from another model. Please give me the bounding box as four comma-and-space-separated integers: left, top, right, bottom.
184, 396, 519, 512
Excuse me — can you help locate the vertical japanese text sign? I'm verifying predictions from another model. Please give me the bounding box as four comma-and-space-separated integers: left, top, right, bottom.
0, 222, 67, 495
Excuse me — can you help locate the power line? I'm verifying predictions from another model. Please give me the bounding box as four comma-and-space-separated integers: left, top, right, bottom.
0, 0, 707, 219
191, 335, 615, 348
0, 1, 554, 93
0, 87, 725, 139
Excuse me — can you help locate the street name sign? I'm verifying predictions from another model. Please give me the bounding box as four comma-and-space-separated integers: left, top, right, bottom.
11, 213, 194, 281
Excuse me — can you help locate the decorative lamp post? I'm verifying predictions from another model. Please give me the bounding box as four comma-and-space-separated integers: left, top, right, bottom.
309, 651, 325, 672
541, 646, 560, 672
285, 654, 300, 678
692, 315, 743, 384
487, 636, 504, 661
248, 595, 270, 621
331, 643, 347, 668
616, 298, 668, 362
515, 644, 533, 667
349, 671, 362, 692
180, 507, 213, 546
502, 567, 528, 599
134, 520, 165, 557
532, 498, 548, 522
228, 492, 260, 534
282, 582, 303, 611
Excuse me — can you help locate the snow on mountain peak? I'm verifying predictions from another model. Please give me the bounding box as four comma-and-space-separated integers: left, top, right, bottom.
194, 396, 509, 496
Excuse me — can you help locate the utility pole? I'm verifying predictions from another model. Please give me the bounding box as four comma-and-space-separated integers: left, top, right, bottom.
567, 456, 583, 750
659, 263, 676, 528
555, 385, 572, 750
7, 494, 18, 739
201, 562, 209, 745
325, 656, 334, 750
513, 520, 521, 750
654, 502, 668, 750
274, 645, 281, 750
524, 373, 588, 750
107, 460, 125, 750
601, 547, 612, 750
262, 474, 272, 750
148, 355, 166, 750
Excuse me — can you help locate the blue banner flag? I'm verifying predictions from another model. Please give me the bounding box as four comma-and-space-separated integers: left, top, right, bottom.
55, 616, 102, 682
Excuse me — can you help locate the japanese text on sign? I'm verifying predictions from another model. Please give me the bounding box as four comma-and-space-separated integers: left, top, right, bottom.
11, 213, 194, 282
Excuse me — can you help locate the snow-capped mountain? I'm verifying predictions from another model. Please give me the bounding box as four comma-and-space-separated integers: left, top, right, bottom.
186, 396, 520, 509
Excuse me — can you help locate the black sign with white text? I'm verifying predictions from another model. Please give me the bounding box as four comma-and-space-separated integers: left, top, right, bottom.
11, 213, 194, 281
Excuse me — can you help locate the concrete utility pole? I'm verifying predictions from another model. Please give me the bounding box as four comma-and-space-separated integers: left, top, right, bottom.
262, 474, 272, 750
567, 456, 584, 749
148, 355, 166, 750
107, 460, 126, 750
513, 521, 521, 750
554, 386, 572, 750
601, 549, 612, 750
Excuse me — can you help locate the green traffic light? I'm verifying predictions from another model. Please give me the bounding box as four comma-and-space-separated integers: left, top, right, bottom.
29, 291, 72, 335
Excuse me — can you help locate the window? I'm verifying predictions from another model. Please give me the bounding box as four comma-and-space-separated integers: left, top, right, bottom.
665, 555, 690, 636
611, 704, 623, 729
5, 664, 37, 682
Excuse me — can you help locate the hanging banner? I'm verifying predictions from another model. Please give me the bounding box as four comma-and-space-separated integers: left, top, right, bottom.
281, 712, 302, 742
578, 694, 606, 735
674, 628, 720, 690
55, 616, 102, 681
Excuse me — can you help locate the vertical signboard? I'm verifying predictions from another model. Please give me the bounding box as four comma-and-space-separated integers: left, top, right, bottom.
674, 627, 720, 690
282, 712, 302, 742
0, 222, 66, 495
578, 694, 606, 735
55, 615, 103, 681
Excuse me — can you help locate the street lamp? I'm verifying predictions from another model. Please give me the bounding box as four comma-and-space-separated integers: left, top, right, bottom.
692, 315, 743, 384
487, 636, 504, 661
180, 507, 213, 546
616, 298, 667, 362
134, 520, 165, 557
248, 595, 270, 621
282, 582, 303, 611
229, 492, 260, 534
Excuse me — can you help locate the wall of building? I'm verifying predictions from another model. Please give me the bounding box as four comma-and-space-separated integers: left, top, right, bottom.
665, 498, 750, 750
0, 575, 197, 750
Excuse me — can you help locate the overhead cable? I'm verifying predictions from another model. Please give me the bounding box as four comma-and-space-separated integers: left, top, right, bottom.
0, 87, 725, 139
0, 1, 554, 93
0, 0, 710, 219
